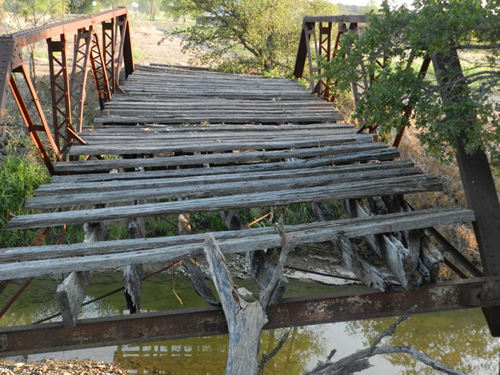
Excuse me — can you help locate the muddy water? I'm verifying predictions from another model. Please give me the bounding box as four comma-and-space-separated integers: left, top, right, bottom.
1, 273, 498, 374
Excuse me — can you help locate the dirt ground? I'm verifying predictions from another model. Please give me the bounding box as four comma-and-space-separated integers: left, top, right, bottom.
128, 18, 199, 67
0, 360, 124, 375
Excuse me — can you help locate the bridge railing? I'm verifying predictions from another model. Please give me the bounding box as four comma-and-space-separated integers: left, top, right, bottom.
0, 8, 134, 174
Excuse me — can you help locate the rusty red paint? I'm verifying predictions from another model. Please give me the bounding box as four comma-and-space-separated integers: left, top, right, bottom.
0, 277, 498, 357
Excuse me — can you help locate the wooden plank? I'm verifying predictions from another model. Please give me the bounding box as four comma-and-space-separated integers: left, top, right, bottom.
39, 162, 416, 195
8, 175, 442, 229
93, 113, 344, 125
50, 159, 414, 185
55, 144, 398, 173
68, 134, 371, 156
27, 168, 423, 210
80, 129, 358, 141
0, 208, 474, 279
82, 123, 355, 134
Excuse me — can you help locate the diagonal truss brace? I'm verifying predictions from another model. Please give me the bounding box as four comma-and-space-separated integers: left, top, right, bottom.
89, 31, 112, 110
70, 28, 92, 133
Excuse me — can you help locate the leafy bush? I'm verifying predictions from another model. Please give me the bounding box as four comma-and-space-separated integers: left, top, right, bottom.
0, 152, 49, 246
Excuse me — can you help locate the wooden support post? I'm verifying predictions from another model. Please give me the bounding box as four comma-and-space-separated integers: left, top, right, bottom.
432, 49, 500, 336
57, 220, 108, 328
312, 202, 390, 291
56, 271, 90, 329
124, 217, 145, 314
220, 210, 288, 305
203, 219, 293, 375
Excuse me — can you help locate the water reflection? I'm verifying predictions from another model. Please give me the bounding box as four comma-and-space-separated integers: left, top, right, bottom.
1, 274, 499, 374
345, 310, 500, 374
114, 326, 323, 375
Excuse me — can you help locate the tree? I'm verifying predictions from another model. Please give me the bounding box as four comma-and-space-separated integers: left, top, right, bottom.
320, 0, 499, 164
66, 0, 94, 14
164, 0, 337, 74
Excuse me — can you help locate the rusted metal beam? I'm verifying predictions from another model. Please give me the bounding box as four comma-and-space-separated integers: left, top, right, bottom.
8, 8, 129, 48
102, 20, 116, 92
0, 37, 15, 120
70, 28, 92, 133
293, 24, 308, 79
432, 49, 500, 336
89, 31, 111, 110
303, 15, 370, 24
0, 276, 498, 357
121, 16, 134, 78
47, 34, 74, 155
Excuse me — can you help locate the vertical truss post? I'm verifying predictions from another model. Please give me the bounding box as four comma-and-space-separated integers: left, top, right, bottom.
432, 49, 500, 336
70, 28, 92, 133
293, 24, 308, 79
0, 37, 15, 122
122, 14, 135, 78
314, 22, 332, 99
89, 31, 111, 110
115, 14, 135, 84
392, 57, 431, 148
303, 22, 317, 91
102, 20, 116, 93
47, 34, 76, 156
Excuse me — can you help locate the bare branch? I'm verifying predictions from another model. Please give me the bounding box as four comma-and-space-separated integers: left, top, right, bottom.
306, 306, 464, 375
259, 216, 294, 308
257, 330, 290, 375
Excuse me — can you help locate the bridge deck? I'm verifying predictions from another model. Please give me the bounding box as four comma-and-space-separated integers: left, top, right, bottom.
3, 65, 474, 280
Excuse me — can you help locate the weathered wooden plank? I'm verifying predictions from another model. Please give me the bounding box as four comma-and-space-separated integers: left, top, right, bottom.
68, 134, 371, 156
83, 123, 354, 133
49, 159, 413, 185
55, 144, 398, 173
27, 168, 423, 210
82, 127, 356, 139
38, 163, 417, 196
8, 175, 442, 229
0, 208, 474, 279
93, 113, 344, 125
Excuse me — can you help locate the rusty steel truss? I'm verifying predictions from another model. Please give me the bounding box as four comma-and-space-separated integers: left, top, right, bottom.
294, 15, 500, 335
0, 8, 134, 170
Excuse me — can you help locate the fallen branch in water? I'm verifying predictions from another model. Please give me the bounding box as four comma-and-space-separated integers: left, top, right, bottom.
305, 306, 465, 375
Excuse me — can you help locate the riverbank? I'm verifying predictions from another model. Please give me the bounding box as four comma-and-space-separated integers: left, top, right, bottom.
0, 359, 124, 375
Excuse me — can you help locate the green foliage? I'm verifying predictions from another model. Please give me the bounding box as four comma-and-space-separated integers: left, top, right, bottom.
66, 0, 94, 14
320, 0, 500, 163
0, 152, 49, 246
2, 0, 64, 24
164, 0, 337, 74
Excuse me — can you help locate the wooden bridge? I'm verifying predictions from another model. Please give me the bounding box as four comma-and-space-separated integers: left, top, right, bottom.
0, 9, 499, 356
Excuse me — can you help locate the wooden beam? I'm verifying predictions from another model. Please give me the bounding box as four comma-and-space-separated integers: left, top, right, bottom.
0, 208, 474, 279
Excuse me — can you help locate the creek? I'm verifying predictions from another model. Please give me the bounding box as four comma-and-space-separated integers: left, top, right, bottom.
0, 272, 498, 374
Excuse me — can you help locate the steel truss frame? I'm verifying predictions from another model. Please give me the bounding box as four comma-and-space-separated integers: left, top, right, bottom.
294, 15, 500, 335
0, 7, 134, 173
